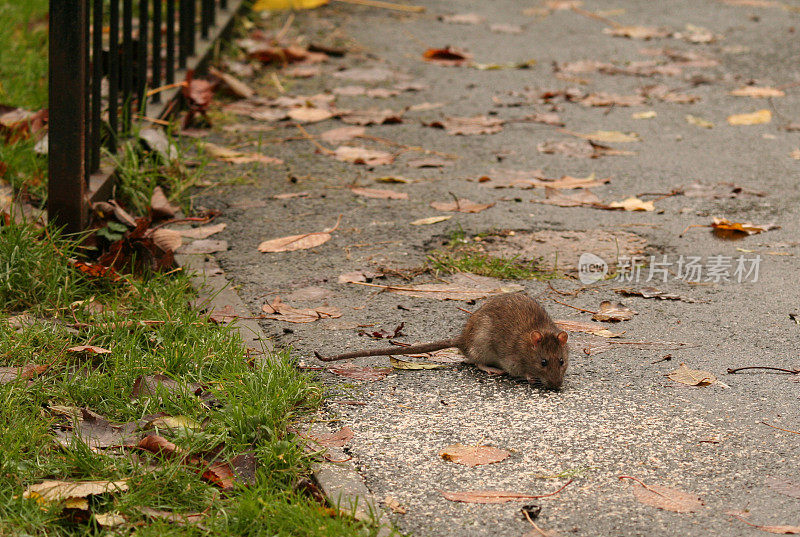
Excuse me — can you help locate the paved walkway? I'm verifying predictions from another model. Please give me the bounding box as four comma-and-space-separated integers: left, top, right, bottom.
197, 1, 800, 535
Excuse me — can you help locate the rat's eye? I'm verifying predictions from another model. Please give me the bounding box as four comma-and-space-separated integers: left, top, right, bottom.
559, 358, 565, 366
540, 358, 548, 367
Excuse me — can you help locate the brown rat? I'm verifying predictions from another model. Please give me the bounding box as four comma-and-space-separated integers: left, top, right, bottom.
313, 292, 569, 389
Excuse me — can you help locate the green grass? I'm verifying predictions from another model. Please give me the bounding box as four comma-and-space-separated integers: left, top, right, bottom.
428, 227, 558, 281
0, 0, 49, 202
0, 221, 382, 536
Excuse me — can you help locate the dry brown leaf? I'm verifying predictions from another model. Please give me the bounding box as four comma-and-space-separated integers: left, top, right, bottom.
686, 115, 714, 128
632, 111, 657, 119
208, 66, 254, 99
338, 271, 371, 283
603, 26, 671, 39
727, 109, 772, 125
333, 146, 395, 166
0, 364, 49, 384
554, 319, 623, 337
580, 92, 646, 107
441, 490, 549, 504
622, 477, 704, 512
766, 477, 800, 500
537, 139, 633, 158
287, 107, 333, 123
223, 101, 289, 122
422, 47, 473, 66
592, 301, 636, 322
387, 273, 523, 301
430, 198, 495, 213
312, 426, 354, 447
204, 142, 283, 165
711, 217, 777, 237
366, 88, 400, 98
667, 363, 716, 386
261, 296, 342, 323
577, 131, 640, 143
616, 287, 694, 302
427, 116, 504, 135
150, 186, 179, 219
320, 126, 365, 144
406, 156, 454, 168
533, 187, 603, 207
67, 345, 111, 354
285, 65, 321, 78
338, 108, 403, 126
730, 86, 786, 98
609, 197, 654, 211
410, 215, 453, 225
327, 363, 392, 381
524, 112, 564, 126
24, 480, 129, 507
439, 444, 511, 466
258, 232, 330, 253
178, 223, 227, 239
350, 187, 408, 200
150, 228, 183, 253
440, 13, 484, 24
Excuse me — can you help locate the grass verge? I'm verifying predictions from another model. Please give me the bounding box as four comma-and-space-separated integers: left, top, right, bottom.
0, 221, 379, 536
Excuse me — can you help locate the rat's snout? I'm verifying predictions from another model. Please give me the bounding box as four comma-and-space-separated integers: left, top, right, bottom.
526, 375, 563, 390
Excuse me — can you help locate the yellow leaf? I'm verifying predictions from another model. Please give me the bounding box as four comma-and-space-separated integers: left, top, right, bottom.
632, 111, 657, 119
609, 197, 654, 211
686, 114, 714, 128
579, 130, 640, 143
252, 0, 328, 10
410, 215, 452, 225
729, 86, 785, 98
727, 109, 771, 125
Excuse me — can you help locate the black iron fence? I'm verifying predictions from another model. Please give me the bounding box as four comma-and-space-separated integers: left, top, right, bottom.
48, 0, 244, 233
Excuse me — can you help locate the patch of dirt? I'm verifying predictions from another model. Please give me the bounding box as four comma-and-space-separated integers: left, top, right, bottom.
482, 229, 649, 271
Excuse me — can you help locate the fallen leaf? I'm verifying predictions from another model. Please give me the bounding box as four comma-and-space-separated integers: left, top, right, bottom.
730, 86, 785, 98
577, 131, 640, 143
632, 111, 657, 119
524, 112, 564, 126
603, 26, 671, 39
258, 217, 340, 252
430, 198, 495, 213
727, 109, 771, 125
327, 363, 392, 381
407, 101, 445, 112
608, 197, 654, 211
350, 187, 408, 200
150, 186, 179, 219
287, 107, 334, 123
178, 223, 227, 239
312, 426, 354, 447
132, 374, 203, 401
592, 301, 636, 322
616, 287, 695, 302
580, 92, 646, 107
667, 363, 717, 386
320, 126, 365, 144
537, 139, 633, 158
285, 286, 333, 302
554, 319, 623, 337
387, 273, 523, 301
766, 477, 800, 500
383, 496, 407, 514
686, 115, 714, 128
439, 444, 511, 466
23, 480, 129, 507
67, 345, 111, 354
332, 67, 395, 82
139, 506, 206, 526
338, 108, 403, 126
0, 364, 49, 384
791, 149, 800, 160
441, 490, 552, 504
711, 217, 777, 237
338, 271, 370, 283
261, 296, 341, 323
406, 156, 454, 168
366, 88, 399, 98
622, 477, 704, 512
208, 66, 254, 99
94, 512, 126, 527
683, 182, 765, 199
177, 239, 228, 254
390, 357, 448, 370
273, 191, 310, 200
285, 65, 321, 78
149, 228, 183, 253
422, 47, 473, 66
427, 116, 504, 135
203, 142, 283, 164
410, 215, 453, 225
333, 146, 395, 166
533, 188, 603, 207
440, 13, 484, 24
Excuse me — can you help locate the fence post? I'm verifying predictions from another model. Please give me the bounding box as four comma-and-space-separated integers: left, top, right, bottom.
48, 0, 88, 234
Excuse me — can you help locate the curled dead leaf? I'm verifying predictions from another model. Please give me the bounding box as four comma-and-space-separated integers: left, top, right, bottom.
667, 363, 716, 386
422, 47, 473, 66
608, 197, 654, 211
592, 301, 636, 322
439, 444, 511, 466
430, 198, 494, 213
333, 146, 395, 166
620, 476, 704, 513
350, 187, 408, 200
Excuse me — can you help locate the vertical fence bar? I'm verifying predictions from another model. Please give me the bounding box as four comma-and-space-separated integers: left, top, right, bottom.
84, 2, 91, 183
90, 0, 103, 172
108, 0, 119, 151
137, 0, 149, 114
122, 0, 133, 130
178, 0, 190, 68
200, 0, 209, 38
49, 0, 88, 233
221, 0, 227, 12
166, 0, 175, 83
152, 0, 162, 102
209, 0, 216, 26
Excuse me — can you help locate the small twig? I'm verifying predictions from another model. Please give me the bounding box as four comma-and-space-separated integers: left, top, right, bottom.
571, 6, 623, 28
333, 0, 425, 12
134, 115, 172, 126
760, 421, 800, 435
145, 81, 186, 97
275, 13, 295, 43
727, 366, 800, 375
456, 306, 473, 314
149, 215, 216, 232
550, 297, 598, 314
678, 223, 708, 237
651, 354, 672, 364
448, 191, 461, 211
618, 476, 668, 498
523, 511, 552, 537
295, 123, 335, 155
636, 189, 683, 201
532, 479, 574, 499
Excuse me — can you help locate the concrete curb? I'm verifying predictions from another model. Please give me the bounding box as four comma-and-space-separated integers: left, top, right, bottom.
175, 252, 393, 536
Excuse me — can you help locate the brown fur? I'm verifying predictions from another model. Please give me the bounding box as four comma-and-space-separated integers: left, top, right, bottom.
314, 292, 569, 389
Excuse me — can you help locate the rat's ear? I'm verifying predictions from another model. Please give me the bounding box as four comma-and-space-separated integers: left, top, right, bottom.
530, 331, 543, 345
557, 331, 568, 345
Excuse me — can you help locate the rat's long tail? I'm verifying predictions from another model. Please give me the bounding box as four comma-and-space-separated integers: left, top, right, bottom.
314, 338, 461, 362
